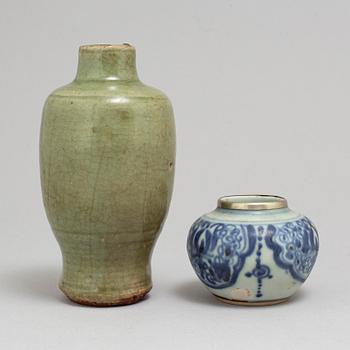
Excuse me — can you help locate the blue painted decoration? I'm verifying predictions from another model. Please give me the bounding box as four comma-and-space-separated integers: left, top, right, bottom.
245, 226, 273, 298
265, 218, 319, 282
187, 218, 256, 289
188, 217, 319, 291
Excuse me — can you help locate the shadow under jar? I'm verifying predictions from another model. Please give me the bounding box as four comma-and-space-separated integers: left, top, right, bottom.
40, 44, 175, 306
187, 195, 319, 306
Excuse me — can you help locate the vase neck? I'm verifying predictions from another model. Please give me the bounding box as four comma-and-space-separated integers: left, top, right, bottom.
75, 44, 139, 82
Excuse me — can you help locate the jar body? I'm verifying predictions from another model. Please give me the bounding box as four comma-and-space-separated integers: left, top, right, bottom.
40, 45, 175, 305
187, 205, 319, 305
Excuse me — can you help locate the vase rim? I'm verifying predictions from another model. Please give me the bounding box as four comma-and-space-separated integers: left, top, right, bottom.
217, 194, 288, 211
79, 43, 135, 51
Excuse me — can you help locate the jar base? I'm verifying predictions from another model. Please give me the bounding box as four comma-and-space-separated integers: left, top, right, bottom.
60, 285, 152, 307
214, 294, 289, 306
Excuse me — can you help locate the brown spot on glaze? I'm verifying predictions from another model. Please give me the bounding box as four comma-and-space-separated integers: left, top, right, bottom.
119, 111, 130, 120
231, 288, 252, 299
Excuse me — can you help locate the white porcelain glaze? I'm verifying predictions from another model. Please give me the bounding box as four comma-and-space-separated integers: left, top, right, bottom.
187, 195, 319, 305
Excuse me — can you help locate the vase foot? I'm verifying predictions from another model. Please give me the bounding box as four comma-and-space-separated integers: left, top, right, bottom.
214, 294, 289, 306
61, 286, 152, 307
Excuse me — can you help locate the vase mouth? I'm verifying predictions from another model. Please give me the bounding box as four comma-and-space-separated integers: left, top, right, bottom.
217, 195, 288, 211
75, 43, 138, 82
79, 43, 135, 51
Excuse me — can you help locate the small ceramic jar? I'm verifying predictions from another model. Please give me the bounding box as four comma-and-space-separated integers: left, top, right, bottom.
187, 195, 319, 306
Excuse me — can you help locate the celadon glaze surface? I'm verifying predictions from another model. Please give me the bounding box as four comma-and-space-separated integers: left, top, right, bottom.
40, 44, 175, 306
187, 196, 319, 305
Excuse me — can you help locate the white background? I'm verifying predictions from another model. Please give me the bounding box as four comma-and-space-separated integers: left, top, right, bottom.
1, 0, 349, 349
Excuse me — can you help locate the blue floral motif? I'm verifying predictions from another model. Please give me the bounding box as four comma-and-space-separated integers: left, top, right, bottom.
265, 217, 319, 282
188, 217, 319, 291
187, 219, 257, 289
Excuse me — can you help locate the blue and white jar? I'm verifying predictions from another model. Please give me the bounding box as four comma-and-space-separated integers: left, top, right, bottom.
187, 195, 319, 306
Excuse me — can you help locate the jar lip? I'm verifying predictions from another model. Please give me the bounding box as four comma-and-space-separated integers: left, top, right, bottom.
217, 194, 288, 210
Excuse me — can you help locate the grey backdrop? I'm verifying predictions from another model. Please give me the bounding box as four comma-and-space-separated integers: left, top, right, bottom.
1, 0, 349, 349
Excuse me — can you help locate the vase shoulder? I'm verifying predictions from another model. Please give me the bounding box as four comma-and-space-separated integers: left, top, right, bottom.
47, 80, 171, 101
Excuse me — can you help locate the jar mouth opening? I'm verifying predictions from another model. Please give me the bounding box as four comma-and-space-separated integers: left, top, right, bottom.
218, 195, 288, 210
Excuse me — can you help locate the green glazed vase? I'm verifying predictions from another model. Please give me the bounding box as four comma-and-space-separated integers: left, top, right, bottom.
40, 44, 175, 306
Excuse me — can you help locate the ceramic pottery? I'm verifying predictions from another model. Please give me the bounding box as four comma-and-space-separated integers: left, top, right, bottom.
187, 195, 319, 306
40, 44, 175, 306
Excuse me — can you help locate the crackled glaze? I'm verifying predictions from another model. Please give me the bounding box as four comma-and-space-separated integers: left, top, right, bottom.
40, 44, 175, 306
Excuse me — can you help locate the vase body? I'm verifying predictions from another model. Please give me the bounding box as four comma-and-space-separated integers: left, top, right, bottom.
40, 44, 175, 306
187, 195, 319, 306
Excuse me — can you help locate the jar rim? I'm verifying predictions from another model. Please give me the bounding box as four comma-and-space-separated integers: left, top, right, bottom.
217, 195, 288, 210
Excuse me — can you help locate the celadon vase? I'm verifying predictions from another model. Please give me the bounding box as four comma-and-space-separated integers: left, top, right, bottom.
40, 44, 175, 306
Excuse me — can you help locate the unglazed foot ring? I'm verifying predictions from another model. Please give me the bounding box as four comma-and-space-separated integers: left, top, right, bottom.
61, 286, 152, 307
214, 294, 289, 306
